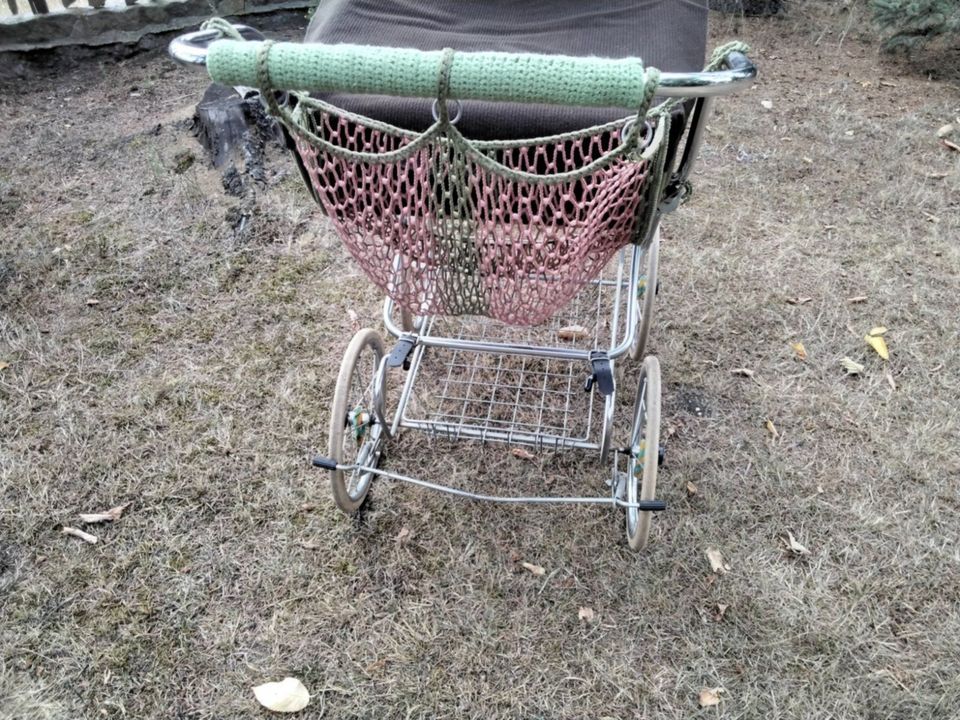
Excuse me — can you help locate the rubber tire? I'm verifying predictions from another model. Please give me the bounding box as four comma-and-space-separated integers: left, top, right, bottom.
328, 328, 386, 513
626, 355, 662, 551
628, 230, 660, 362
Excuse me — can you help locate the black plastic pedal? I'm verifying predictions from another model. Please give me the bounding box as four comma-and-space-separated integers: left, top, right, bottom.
386, 336, 417, 370
637, 500, 667, 512
312, 455, 338, 470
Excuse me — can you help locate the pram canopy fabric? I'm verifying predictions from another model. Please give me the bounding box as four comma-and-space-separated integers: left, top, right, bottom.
304, 0, 708, 139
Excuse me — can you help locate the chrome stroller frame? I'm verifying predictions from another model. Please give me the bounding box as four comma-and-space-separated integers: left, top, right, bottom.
170, 24, 756, 550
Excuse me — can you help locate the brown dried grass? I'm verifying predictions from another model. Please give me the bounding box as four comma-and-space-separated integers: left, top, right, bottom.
1, 8, 959, 719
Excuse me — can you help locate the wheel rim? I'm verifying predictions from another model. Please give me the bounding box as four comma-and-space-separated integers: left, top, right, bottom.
625, 355, 660, 550
329, 329, 387, 512
626, 373, 649, 538
340, 346, 383, 502
629, 230, 659, 362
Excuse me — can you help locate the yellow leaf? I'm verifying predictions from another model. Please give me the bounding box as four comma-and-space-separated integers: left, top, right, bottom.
521, 561, 545, 576
253, 677, 311, 713
868, 326, 888, 337
841, 357, 865, 375
786, 531, 811, 556
706, 547, 729, 575
791, 342, 807, 361
865, 334, 889, 360
765, 419, 780, 439
578, 606, 595, 622
699, 687, 726, 708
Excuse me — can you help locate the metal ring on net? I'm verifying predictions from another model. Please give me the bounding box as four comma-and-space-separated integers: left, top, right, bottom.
431, 98, 463, 125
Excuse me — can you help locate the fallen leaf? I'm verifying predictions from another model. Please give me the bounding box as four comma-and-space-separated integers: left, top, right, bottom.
510, 447, 536, 461
557, 325, 590, 341
85, 298, 99, 306
578, 606, 595, 622
730, 368, 754, 378
847, 295, 868, 303
79, 502, 130, 524
686, 481, 698, 497
706, 547, 729, 575
937, 123, 955, 139
942, 139, 960, 153
760, 99, 773, 110
841, 357, 865, 376
62, 526, 98, 544
786, 531, 811, 556
395, 526, 411, 544
521, 561, 546, 576
791, 342, 807, 361
365, 659, 387, 674
765, 419, 779, 440
885, 371, 898, 391
699, 687, 726, 707
253, 677, 310, 713
785, 296, 813, 305
0, 362, 8, 371
865, 334, 889, 360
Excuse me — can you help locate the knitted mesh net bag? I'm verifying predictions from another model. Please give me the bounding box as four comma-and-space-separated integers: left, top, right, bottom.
204, 31, 680, 326
291, 103, 668, 326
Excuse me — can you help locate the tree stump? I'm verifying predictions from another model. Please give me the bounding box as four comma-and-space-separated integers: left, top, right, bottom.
191, 84, 283, 198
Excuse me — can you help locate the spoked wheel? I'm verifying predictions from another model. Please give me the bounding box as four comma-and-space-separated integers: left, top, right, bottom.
628, 229, 660, 362
328, 328, 388, 513
625, 355, 662, 551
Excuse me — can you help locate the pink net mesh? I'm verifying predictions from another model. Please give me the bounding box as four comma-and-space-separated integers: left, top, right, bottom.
295, 111, 660, 326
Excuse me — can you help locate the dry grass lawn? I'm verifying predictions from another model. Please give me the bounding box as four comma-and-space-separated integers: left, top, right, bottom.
1, 4, 959, 719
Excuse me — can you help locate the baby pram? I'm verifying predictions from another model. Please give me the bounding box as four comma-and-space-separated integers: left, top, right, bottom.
170, 0, 755, 551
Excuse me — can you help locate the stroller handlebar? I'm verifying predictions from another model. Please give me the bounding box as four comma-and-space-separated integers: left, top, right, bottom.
169, 27, 756, 107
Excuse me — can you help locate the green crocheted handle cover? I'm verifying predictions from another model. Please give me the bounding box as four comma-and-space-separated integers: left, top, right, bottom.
206, 40, 657, 109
